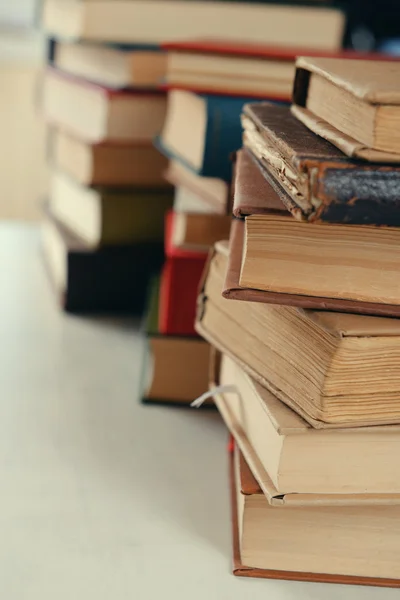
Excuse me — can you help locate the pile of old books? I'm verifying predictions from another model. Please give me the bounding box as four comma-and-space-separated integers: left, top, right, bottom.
197, 57, 400, 585
141, 3, 345, 404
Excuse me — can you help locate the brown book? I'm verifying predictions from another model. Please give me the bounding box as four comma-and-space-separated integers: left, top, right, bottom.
171, 212, 231, 253
211, 351, 400, 501
230, 442, 400, 586
232, 149, 288, 218
51, 129, 170, 187
242, 102, 400, 225
143, 336, 210, 405
197, 239, 400, 428
292, 56, 400, 162
224, 218, 400, 318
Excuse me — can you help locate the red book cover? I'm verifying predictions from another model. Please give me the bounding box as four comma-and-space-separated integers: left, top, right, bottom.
162, 39, 397, 62
159, 212, 208, 336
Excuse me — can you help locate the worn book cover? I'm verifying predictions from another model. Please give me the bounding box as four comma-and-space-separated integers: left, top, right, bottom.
242, 102, 400, 225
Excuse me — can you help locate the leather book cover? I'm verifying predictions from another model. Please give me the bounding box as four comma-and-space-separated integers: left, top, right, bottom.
243, 102, 400, 225
229, 442, 400, 587
222, 218, 400, 318
42, 206, 164, 314
292, 56, 400, 163
233, 149, 291, 218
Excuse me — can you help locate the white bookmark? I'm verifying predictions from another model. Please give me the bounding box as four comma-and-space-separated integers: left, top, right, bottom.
191, 384, 238, 408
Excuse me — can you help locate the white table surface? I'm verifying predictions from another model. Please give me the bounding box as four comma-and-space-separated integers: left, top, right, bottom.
0, 223, 397, 600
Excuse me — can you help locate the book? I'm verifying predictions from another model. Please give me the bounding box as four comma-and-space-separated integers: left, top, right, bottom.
230, 442, 400, 586
51, 129, 170, 187
171, 212, 231, 253
214, 352, 400, 497
165, 160, 229, 214
232, 149, 287, 218
41, 207, 164, 313
143, 335, 211, 404
142, 274, 211, 405
240, 213, 400, 308
51, 40, 167, 89
158, 90, 257, 181
242, 102, 400, 225
223, 218, 400, 318
159, 212, 208, 336
42, 68, 167, 143
43, 0, 344, 50
49, 170, 173, 247
197, 239, 400, 428
292, 56, 400, 161
163, 39, 296, 100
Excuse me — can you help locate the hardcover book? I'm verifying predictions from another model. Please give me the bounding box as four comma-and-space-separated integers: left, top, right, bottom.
158, 90, 261, 181
43, 0, 344, 50
230, 442, 400, 586
42, 68, 167, 143
242, 102, 400, 225
165, 160, 229, 214
142, 277, 211, 405
159, 212, 208, 336
292, 56, 400, 161
51, 129, 170, 187
49, 170, 173, 247
41, 207, 163, 313
197, 238, 400, 427
212, 352, 400, 499
51, 40, 167, 89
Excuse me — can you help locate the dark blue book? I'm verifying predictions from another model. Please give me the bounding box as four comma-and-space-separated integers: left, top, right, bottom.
157, 91, 282, 181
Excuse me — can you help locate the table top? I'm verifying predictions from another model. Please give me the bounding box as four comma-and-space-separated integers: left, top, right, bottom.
0, 223, 397, 600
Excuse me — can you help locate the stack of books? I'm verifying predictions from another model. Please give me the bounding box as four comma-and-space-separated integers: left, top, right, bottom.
197, 58, 400, 586
40, 4, 174, 313
142, 2, 345, 405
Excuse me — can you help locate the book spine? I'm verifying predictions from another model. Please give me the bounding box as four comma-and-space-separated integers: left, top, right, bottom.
202, 96, 257, 181
312, 166, 400, 226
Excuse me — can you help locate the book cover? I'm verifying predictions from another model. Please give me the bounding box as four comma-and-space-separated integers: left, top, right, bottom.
243, 102, 400, 225
292, 56, 400, 162
42, 207, 164, 314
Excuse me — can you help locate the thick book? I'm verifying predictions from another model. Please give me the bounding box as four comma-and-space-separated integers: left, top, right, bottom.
157, 90, 261, 181
42, 68, 167, 143
43, 0, 344, 50
159, 212, 208, 336
41, 207, 163, 313
230, 442, 400, 586
223, 219, 400, 318
212, 351, 400, 499
242, 102, 400, 225
240, 213, 400, 310
165, 160, 229, 214
51, 129, 170, 187
49, 170, 173, 247
197, 239, 400, 427
292, 56, 400, 162
51, 40, 167, 89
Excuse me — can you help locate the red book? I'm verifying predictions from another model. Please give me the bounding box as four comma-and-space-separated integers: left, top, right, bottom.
159, 212, 208, 336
